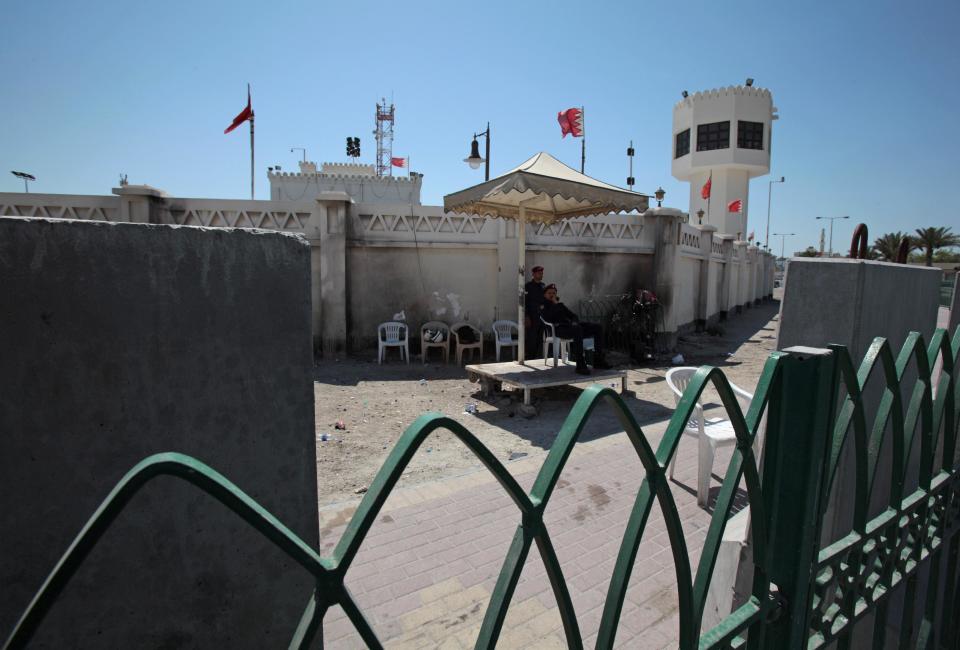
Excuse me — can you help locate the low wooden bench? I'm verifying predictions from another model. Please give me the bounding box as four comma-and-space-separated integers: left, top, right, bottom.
465, 360, 628, 405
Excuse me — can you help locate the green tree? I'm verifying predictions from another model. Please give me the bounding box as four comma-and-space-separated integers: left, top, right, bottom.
933, 248, 960, 263
914, 227, 960, 266
798, 246, 819, 257
874, 231, 913, 261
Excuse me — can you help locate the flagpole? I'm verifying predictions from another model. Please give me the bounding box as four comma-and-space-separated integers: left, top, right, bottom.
580, 106, 585, 174
249, 83, 255, 200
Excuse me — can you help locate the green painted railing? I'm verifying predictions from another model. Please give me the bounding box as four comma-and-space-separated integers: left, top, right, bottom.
4, 327, 959, 649
941, 277, 956, 308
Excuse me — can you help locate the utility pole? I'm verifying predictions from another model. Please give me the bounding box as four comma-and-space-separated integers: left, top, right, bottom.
765, 176, 785, 250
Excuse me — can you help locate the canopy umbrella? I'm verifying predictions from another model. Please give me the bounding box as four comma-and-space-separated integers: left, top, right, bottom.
444, 152, 649, 363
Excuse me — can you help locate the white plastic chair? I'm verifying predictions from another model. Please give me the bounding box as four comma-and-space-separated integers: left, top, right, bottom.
665, 367, 753, 507
491, 320, 519, 361
451, 321, 483, 365
420, 321, 450, 364
377, 321, 409, 364
541, 316, 573, 367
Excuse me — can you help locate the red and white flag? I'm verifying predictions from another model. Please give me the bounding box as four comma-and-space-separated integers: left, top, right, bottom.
727, 199, 742, 213
390, 157, 407, 168
224, 87, 254, 134
701, 174, 712, 200
557, 107, 584, 138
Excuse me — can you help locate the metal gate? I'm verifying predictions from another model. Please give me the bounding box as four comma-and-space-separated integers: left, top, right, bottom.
5, 327, 959, 649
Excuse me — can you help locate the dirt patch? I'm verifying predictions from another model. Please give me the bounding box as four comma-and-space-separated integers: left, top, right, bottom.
313, 294, 782, 508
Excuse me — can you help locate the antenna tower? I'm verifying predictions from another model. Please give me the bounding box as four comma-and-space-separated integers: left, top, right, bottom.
374, 98, 395, 177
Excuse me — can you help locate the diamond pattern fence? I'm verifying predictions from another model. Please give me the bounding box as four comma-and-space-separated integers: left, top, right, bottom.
4, 326, 959, 650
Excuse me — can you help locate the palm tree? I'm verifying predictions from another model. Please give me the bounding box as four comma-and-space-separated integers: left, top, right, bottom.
914, 227, 960, 266
874, 231, 912, 261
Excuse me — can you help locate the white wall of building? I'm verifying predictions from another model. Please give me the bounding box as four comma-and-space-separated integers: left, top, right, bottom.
269, 162, 423, 205
672, 85, 776, 238
1, 189, 775, 354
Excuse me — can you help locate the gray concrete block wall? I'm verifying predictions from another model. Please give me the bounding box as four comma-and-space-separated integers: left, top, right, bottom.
776, 257, 942, 522
776, 258, 941, 647
777, 258, 942, 361
0, 218, 318, 648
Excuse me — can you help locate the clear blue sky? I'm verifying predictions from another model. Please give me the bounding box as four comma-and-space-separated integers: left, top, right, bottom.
2, 0, 958, 253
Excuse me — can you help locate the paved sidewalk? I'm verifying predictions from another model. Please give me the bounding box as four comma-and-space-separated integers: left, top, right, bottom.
317, 417, 737, 648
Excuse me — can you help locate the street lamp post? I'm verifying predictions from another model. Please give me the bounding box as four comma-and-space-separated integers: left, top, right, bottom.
464, 123, 490, 181
11, 171, 36, 193
765, 176, 785, 250
773, 232, 795, 260
654, 187, 665, 207
815, 215, 850, 256
290, 147, 306, 163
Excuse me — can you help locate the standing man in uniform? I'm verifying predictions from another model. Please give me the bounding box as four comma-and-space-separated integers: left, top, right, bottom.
524, 265, 546, 359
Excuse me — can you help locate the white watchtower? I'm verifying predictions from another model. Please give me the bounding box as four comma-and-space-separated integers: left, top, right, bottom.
671, 83, 778, 238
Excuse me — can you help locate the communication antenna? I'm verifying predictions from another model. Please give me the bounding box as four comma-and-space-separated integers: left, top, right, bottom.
374, 98, 395, 177
626, 141, 635, 190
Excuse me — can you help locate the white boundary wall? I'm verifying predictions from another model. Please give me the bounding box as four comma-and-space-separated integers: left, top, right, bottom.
2, 189, 774, 355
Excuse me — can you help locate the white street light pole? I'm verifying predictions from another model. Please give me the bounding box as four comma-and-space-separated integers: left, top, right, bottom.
11, 171, 36, 192
765, 176, 785, 250
815, 215, 849, 256
773, 232, 795, 260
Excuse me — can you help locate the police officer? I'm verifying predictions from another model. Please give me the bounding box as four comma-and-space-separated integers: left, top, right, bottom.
541, 283, 610, 374
524, 265, 545, 358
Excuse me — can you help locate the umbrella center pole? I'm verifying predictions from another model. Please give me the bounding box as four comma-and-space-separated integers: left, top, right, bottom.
517, 206, 527, 365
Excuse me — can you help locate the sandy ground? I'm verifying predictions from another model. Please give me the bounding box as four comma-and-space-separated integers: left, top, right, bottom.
314, 292, 782, 508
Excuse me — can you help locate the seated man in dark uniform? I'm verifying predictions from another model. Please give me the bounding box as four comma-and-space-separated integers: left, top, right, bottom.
540, 283, 609, 374
524, 265, 546, 358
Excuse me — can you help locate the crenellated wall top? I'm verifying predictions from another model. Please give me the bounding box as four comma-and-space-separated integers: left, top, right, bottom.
268, 168, 421, 183
674, 84, 773, 109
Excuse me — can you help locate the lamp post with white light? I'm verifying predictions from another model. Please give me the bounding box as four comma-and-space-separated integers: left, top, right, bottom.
11, 171, 35, 193
464, 123, 490, 181
815, 215, 849, 256
765, 175, 784, 250
773, 232, 795, 260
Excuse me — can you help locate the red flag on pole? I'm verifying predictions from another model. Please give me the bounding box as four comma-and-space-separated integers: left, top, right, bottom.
224, 88, 253, 134
748, 231, 755, 241
727, 199, 742, 213
391, 157, 407, 168
557, 108, 584, 137
701, 174, 712, 200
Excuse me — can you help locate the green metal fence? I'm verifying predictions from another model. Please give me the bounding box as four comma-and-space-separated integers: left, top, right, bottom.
4, 327, 959, 649
942, 277, 957, 307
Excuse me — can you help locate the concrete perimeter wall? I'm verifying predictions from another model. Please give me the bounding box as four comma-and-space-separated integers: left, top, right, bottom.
709, 258, 943, 633
0, 189, 775, 357
707, 258, 943, 642
0, 218, 318, 647
777, 258, 942, 362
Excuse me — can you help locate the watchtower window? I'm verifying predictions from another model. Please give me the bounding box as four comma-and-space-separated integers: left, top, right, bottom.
738, 121, 764, 150
696, 121, 730, 151
675, 129, 690, 158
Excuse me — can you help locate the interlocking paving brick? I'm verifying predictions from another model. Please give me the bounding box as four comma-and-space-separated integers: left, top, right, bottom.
318, 419, 727, 648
